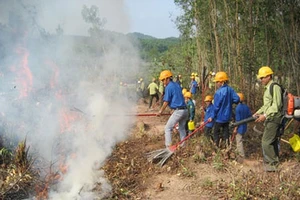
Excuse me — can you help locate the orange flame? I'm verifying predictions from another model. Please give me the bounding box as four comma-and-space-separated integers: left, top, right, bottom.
15, 47, 33, 98
59, 108, 81, 133
45, 60, 60, 89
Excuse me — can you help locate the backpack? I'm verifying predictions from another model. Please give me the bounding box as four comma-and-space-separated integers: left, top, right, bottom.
270, 82, 300, 137
270, 82, 300, 119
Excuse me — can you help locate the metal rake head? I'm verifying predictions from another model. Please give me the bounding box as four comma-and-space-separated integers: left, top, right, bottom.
146, 148, 174, 167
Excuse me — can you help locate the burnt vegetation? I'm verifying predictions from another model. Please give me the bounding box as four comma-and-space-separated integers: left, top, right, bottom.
1, 112, 300, 199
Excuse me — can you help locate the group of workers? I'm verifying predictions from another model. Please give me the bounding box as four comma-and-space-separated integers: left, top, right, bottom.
143, 70, 216, 110
156, 66, 284, 172
175, 72, 216, 95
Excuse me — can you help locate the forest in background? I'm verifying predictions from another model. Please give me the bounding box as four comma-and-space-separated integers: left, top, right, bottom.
128, 0, 300, 111
1, 1, 299, 108
169, 0, 300, 108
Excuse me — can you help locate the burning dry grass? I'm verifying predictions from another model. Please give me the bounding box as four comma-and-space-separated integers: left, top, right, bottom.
0, 122, 300, 199
0, 141, 37, 200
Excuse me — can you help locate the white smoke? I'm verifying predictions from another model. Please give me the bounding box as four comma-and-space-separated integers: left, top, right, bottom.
0, 0, 140, 199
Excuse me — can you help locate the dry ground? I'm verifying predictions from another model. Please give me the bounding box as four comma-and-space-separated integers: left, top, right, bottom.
1, 98, 300, 199
102, 99, 300, 199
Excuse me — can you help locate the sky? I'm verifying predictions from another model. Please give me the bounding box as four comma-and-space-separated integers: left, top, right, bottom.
36, 0, 181, 38
125, 0, 181, 38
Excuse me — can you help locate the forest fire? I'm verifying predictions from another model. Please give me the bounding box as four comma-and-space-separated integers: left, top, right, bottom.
0, 1, 139, 199
46, 60, 60, 90
12, 47, 33, 98
59, 108, 81, 133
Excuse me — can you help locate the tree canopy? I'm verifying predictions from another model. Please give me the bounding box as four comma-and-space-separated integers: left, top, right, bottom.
169, 0, 300, 108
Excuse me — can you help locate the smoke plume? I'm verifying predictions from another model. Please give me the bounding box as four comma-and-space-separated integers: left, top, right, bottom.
0, 0, 140, 199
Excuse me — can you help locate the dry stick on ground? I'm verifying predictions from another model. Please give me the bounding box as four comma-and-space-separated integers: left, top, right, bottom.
1, 159, 35, 197
225, 168, 236, 195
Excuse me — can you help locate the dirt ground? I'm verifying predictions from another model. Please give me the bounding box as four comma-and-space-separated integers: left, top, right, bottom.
1, 97, 299, 199
102, 99, 300, 199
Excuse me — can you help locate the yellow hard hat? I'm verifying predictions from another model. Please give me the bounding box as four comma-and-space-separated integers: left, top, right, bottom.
140, 78, 143, 81
184, 91, 192, 98
213, 71, 229, 82
204, 95, 213, 102
237, 93, 244, 101
257, 66, 273, 79
159, 70, 173, 81
182, 88, 187, 95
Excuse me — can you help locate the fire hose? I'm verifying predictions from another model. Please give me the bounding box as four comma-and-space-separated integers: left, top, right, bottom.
230, 116, 258, 128
230, 116, 293, 144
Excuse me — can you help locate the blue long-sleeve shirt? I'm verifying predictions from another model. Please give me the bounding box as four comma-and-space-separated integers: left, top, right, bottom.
204, 103, 214, 128
190, 80, 198, 94
235, 103, 252, 134
213, 84, 240, 123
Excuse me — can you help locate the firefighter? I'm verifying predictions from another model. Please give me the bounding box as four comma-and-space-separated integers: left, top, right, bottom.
208, 71, 240, 148
233, 93, 252, 161
203, 95, 214, 141
147, 78, 159, 110
253, 66, 282, 172
157, 70, 188, 147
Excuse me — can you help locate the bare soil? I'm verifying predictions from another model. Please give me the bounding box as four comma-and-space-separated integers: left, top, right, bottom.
1, 98, 299, 199
102, 99, 300, 200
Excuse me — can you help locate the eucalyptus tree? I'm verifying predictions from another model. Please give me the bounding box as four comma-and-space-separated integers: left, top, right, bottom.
273, 0, 300, 94
174, 0, 300, 107
174, 0, 215, 92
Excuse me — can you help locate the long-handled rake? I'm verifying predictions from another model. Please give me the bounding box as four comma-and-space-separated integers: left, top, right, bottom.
146, 121, 209, 167
106, 113, 171, 117
134, 113, 170, 117
70, 106, 171, 117
224, 132, 236, 153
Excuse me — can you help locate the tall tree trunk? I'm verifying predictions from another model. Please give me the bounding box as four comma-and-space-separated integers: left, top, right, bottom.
286, 2, 300, 94
193, 1, 203, 74
263, 12, 271, 65
247, 0, 256, 108
223, 0, 233, 79
234, 0, 242, 88
210, 0, 222, 71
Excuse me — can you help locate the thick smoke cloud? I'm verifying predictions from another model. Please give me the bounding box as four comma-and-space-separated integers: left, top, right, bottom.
0, 0, 140, 198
